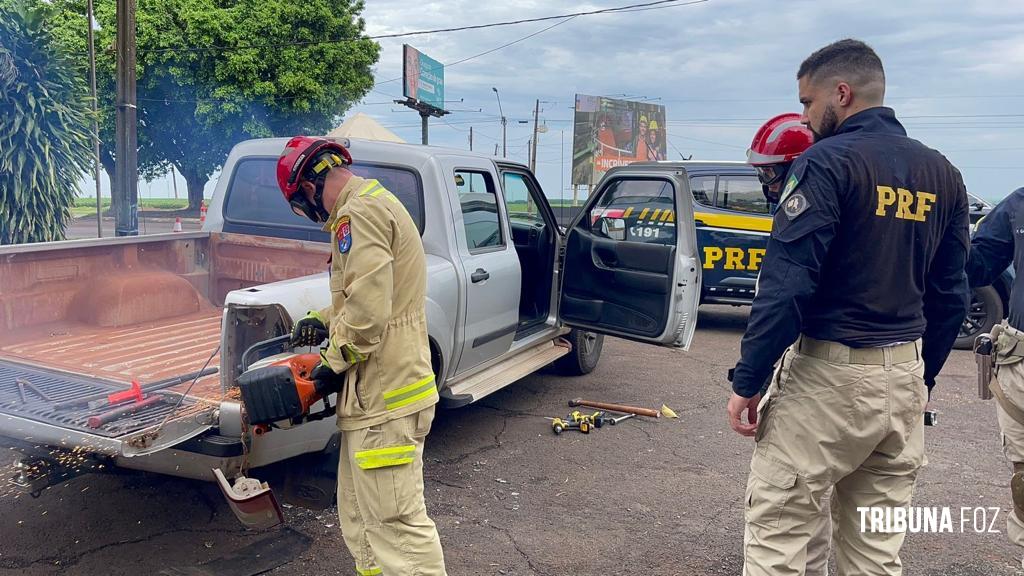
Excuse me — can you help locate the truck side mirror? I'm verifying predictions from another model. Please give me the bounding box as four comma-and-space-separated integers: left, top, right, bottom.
598, 217, 626, 242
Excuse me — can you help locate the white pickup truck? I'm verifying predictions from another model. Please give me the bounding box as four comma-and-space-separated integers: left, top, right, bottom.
0, 138, 703, 508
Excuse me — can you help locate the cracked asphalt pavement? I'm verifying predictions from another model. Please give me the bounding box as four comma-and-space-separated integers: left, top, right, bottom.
0, 305, 1020, 575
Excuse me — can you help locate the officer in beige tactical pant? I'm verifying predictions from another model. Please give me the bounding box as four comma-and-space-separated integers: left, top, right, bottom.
967, 185, 1024, 566
277, 136, 446, 576
989, 324, 1024, 560
728, 39, 970, 575
745, 337, 927, 574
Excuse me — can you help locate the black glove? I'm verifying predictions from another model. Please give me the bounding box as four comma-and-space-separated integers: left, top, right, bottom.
291, 311, 328, 347
311, 361, 344, 397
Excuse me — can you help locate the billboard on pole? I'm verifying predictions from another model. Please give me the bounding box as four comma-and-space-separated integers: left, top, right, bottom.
571, 95, 667, 186
403, 44, 445, 110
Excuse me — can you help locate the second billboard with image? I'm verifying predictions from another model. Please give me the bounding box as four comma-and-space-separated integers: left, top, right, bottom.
571, 95, 667, 186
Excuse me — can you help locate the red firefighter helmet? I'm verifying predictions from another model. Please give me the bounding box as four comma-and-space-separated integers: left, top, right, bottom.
276, 136, 352, 222
276, 136, 352, 201
746, 113, 813, 190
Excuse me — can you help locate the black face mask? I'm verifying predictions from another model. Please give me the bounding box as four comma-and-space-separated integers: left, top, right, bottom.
755, 163, 791, 204
289, 175, 332, 223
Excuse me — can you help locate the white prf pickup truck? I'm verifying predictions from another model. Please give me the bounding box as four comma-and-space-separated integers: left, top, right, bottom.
0, 138, 703, 509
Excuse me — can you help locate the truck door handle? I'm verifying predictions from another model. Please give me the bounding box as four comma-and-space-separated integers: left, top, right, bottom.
694, 219, 706, 227
471, 268, 490, 283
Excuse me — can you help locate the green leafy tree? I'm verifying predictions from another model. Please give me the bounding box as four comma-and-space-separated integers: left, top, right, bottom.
0, 1, 94, 244
53, 0, 379, 212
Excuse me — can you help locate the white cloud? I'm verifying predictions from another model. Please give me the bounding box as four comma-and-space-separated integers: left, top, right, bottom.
92, 0, 1021, 202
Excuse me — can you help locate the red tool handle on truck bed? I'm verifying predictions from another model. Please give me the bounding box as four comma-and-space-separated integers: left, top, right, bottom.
106, 379, 143, 404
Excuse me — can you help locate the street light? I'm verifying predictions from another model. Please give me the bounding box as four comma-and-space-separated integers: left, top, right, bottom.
492, 87, 507, 158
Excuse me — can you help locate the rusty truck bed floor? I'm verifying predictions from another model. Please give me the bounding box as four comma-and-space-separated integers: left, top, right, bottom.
0, 311, 223, 399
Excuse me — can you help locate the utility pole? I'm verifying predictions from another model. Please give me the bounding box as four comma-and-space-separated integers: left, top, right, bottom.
87, 0, 102, 237
530, 99, 540, 172
114, 0, 138, 236
469, 126, 473, 151
560, 129, 564, 203
394, 99, 449, 145
492, 87, 506, 157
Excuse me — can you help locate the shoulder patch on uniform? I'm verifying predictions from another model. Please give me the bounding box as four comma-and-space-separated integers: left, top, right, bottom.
783, 193, 811, 220
778, 174, 800, 205
337, 215, 352, 253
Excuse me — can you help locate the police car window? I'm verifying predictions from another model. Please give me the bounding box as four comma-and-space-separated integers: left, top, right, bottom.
690, 176, 715, 206
966, 192, 989, 210
502, 172, 545, 226
591, 178, 676, 245
224, 158, 425, 235
716, 175, 768, 215
454, 170, 504, 251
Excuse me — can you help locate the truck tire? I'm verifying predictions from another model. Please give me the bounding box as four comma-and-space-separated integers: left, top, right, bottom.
955, 286, 1003, 350
552, 329, 604, 375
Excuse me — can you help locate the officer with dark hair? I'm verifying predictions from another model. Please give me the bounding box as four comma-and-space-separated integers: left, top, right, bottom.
967, 186, 1024, 568
728, 38, 970, 575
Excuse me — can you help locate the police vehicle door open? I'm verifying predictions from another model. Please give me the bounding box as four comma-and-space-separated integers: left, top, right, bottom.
558, 165, 702, 349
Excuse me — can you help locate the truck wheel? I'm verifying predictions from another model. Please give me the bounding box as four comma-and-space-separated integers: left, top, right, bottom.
552, 329, 604, 375
955, 286, 1003, 350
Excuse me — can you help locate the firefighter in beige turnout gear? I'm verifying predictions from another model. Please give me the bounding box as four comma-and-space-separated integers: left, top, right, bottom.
277, 136, 446, 575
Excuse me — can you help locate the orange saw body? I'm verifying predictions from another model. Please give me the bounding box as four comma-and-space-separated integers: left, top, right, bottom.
237, 352, 333, 426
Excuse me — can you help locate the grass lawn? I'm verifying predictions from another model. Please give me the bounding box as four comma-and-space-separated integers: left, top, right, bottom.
70, 198, 210, 218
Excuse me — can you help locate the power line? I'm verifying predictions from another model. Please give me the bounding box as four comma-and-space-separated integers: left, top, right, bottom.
373, 15, 580, 87
76, 1, 706, 111
652, 94, 1024, 104
667, 134, 746, 150
381, 118, 496, 129
944, 145, 1024, 153
664, 114, 1024, 122
137, 0, 708, 55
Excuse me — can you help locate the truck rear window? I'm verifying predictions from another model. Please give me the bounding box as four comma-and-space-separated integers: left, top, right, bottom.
223, 158, 425, 239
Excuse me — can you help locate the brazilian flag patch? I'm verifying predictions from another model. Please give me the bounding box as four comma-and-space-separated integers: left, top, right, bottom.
779, 174, 800, 204
337, 215, 352, 253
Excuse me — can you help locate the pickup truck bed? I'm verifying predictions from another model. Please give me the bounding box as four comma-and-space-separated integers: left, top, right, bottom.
0, 232, 328, 444
1, 311, 222, 391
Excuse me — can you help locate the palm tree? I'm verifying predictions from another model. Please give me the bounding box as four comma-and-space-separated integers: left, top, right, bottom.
1, 2, 93, 244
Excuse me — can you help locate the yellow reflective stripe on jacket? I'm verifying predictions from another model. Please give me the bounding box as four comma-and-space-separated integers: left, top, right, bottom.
382, 375, 437, 410
354, 444, 416, 469
342, 343, 367, 364
358, 180, 384, 197
319, 347, 350, 373
357, 180, 402, 206
356, 566, 383, 575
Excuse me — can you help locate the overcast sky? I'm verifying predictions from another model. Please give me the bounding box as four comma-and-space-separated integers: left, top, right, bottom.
121, 0, 1024, 203
344, 0, 1024, 203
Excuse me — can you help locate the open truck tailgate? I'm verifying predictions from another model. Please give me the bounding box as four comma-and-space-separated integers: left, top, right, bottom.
0, 360, 216, 455
0, 312, 223, 456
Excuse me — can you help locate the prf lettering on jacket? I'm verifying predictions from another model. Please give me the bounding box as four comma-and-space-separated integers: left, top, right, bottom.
703, 247, 767, 271
875, 186, 937, 222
